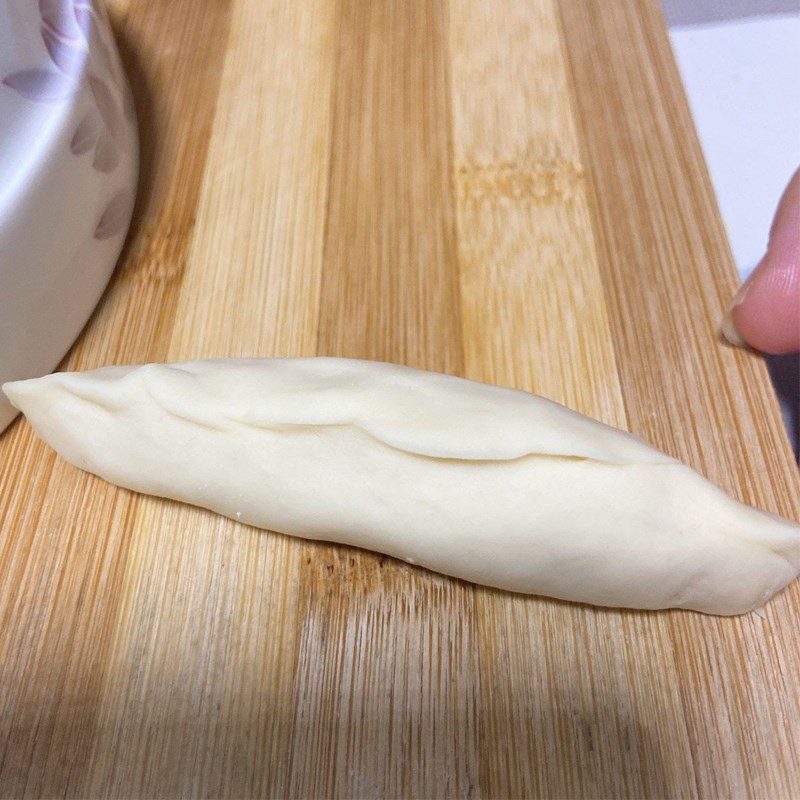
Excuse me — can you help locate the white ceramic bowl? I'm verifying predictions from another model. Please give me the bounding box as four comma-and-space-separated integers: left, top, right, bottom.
0, 0, 138, 432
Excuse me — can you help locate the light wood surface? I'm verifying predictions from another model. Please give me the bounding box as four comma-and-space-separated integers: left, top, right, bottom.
1, 1, 798, 797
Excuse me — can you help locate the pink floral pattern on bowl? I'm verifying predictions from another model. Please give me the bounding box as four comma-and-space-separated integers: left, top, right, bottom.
2, 0, 135, 239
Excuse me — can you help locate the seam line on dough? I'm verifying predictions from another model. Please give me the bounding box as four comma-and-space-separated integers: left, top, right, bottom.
142, 383, 226, 432
217, 415, 664, 468
127, 399, 800, 570
59, 385, 119, 414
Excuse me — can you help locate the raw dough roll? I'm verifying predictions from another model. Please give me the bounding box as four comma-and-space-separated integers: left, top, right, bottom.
4, 357, 798, 615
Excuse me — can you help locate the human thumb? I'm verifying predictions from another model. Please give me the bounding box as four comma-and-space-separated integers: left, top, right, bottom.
721, 168, 800, 355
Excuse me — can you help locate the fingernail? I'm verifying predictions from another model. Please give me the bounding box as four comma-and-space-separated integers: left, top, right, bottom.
719, 282, 750, 348
720, 309, 746, 347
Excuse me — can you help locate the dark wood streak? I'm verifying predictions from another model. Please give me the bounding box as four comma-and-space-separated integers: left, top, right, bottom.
0, 3, 234, 797
288, 2, 476, 797
558, 2, 800, 797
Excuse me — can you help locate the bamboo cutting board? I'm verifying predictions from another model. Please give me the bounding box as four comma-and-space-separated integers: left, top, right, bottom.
1, 1, 799, 797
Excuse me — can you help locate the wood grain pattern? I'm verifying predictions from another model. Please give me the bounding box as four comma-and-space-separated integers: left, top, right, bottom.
0, 3, 234, 797
559, 4, 800, 798
294, 4, 475, 798
1, 1, 798, 797
450, 4, 700, 797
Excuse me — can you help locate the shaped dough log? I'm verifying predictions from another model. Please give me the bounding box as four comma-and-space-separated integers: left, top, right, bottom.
4, 358, 799, 615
